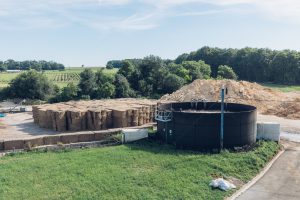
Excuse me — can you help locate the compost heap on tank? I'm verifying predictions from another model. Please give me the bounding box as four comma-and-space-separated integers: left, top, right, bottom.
161, 79, 300, 119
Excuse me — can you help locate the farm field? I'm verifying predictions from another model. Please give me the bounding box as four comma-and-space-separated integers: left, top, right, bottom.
0, 140, 279, 200
0, 67, 117, 88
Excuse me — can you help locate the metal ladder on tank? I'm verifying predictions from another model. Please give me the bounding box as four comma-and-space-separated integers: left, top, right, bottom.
155, 109, 173, 144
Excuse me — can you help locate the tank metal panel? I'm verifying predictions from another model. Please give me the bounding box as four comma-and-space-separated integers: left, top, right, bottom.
157, 102, 257, 150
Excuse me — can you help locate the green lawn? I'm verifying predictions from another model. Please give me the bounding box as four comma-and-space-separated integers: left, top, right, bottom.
261, 83, 300, 92
0, 140, 279, 200
0, 67, 118, 88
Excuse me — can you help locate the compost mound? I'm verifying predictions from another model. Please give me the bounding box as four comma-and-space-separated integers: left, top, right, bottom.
160, 79, 300, 119
32, 98, 157, 132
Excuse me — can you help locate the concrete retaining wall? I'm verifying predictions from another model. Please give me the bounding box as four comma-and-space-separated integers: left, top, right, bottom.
0, 129, 123, 151
122, 128, 148, 143
257, 122, 280, 142
44, 136, 61, 146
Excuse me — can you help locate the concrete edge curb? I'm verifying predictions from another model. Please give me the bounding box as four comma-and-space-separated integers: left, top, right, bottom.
226, 147, 285, 200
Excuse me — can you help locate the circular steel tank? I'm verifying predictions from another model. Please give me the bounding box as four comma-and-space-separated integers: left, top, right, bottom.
157, 102, 257, 150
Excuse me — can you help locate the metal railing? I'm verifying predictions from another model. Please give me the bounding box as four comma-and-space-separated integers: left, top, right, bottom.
155, 110, 173, 122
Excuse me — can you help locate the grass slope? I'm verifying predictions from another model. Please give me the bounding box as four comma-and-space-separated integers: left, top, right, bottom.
0, 140, 279, 200
262, 83, 300, 92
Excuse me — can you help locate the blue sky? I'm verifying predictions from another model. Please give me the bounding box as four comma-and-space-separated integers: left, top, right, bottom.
1, 0, 300, 67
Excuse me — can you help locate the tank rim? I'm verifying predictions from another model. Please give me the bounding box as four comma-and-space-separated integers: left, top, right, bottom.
158, 101, 257, 114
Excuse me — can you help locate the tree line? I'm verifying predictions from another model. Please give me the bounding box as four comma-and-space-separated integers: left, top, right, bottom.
107, 47, 300, 85
0, 56, 236, 101
6, 45, 300, 102
0, 59, 65, 71
174, 46, 300, 85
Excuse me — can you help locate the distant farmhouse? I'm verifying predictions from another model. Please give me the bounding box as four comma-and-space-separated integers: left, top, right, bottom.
6, 70, 22, 73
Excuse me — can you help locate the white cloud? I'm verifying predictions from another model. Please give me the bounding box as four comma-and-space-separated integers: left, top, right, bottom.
98, 0, 131, 6
145, 0, 300, 19
207, 0, 300, 19
117, 13, 159, 30
1, 0, 300, 31
177, 9, 232, 17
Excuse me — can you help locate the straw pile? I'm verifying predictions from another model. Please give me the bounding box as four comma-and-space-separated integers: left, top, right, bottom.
161, 79, 300, 119
32, 98, 157, 132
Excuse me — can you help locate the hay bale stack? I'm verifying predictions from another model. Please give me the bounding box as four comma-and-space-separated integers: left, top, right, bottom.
32, 105, 40, 124
132, 109, 139, 126
101, 109, 108, 129
37, 109, 49, 128
51, 110, 67, 132
32, 98, 159, 132
106, 110, 113, 128
112, 109, 127, 128
138, 107, 145, 126
87, 109, 102, 130
126, 109, 133, 127
66, 109, 87, 131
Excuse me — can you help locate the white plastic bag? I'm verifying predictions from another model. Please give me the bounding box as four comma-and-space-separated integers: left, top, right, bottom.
209, 178, 236, 191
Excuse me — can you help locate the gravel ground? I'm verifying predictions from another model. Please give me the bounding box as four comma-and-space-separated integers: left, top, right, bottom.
0, 112, 57, 140
0, 112, 299, 141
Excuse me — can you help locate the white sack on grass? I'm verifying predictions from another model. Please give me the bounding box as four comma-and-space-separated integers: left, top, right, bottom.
209, 178, 236, 191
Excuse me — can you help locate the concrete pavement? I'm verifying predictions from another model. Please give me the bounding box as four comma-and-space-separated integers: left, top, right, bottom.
258, 114, 300, 134
236, 141, 300, 200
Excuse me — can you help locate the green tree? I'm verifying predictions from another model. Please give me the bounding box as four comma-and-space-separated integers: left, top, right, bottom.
182, 60, 211, 81
175, 53, 189, 64
167, 63, 190, 83
106, 60, 123, 69
8, 70, 54, 100
95, 69, 114, 85
92, 69, 115, 99
162, 73, 185, 93
118, 61, 136, 79
0, 87, 9, 100
217, 65, 238, 80
60, 83, 78, 102
114, 74, 135, 98
138, 80, 153, 97
78, 69, 96, 96
0, 61, 6, 72
137, 55, 167, 96
93, 82, 115, 99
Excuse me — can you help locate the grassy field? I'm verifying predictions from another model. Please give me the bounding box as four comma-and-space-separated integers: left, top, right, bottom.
0, 140, 279, 200
0, 67, 118, 88
261, 83, 300, 92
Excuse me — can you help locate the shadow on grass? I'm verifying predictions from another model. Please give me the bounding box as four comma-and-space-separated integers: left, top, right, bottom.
123, 139, 217, 156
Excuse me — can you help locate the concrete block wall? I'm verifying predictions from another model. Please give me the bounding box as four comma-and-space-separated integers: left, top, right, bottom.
257, 122, 280, 142
122, 129, 148, 143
